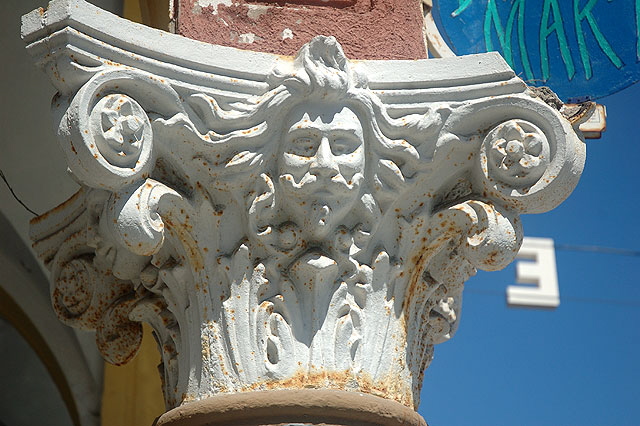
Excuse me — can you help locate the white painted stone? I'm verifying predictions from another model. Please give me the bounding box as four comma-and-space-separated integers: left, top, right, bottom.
282, 28, 294, 40
421, 0, 456, 58
23, 0, 585, 412
238, 32, 256, 43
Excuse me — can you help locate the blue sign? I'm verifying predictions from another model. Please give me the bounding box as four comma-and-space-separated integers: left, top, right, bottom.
433, 0, 640, 101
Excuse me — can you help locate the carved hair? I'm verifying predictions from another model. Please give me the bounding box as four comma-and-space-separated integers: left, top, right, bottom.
186, 36, 442, 182
172, 36, 446, 256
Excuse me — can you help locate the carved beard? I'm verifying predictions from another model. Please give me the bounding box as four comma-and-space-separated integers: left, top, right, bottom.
279, 177, 363, 241
275, 196, 340, 242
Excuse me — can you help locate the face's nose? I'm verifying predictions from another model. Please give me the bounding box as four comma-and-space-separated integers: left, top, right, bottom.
310, 136, 339, 177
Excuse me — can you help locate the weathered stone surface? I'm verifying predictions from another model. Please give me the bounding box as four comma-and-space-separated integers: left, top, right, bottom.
23, 0, 585, 417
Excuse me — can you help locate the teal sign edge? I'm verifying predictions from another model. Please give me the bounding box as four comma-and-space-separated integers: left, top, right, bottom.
433, 0, 640, 101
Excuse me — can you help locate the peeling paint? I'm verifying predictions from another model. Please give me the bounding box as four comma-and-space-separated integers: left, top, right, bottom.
281, 28, 294, 40
238, 32, 257, 44
246, 4, 269, 20
197, 0, 233, 15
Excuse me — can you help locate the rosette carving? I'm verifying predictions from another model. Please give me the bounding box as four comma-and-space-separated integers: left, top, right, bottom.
443, 96, 586, 214
50, 229, 132, 330
52, 255, 99, 327
92, 94, 150, 169
484, 119, 550, 188
55, 68, 182, 191
96, 293, 143, 366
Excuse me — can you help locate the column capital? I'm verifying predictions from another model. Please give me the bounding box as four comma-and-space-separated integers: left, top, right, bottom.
24, 0, 585, 419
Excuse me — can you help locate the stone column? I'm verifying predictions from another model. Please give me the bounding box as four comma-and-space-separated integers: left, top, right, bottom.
23, 1, 585, 424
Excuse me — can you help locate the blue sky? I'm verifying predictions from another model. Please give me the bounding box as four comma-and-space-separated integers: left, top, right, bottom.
418, 84, 640, 425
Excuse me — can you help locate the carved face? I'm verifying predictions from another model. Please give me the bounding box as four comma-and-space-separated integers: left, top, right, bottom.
278, 104, 365, 235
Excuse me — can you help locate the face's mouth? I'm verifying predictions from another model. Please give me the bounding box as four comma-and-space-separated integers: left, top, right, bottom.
279, 172, 363, 197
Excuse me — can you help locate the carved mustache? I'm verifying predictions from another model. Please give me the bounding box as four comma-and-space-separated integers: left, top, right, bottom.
280, 172, 363, 195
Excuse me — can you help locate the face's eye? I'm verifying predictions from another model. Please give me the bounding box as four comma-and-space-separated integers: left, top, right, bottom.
331, 136, 361, 155
286, 136, 319, 157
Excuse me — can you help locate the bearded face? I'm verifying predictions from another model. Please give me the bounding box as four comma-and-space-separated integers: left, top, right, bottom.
277, 104, 365, 238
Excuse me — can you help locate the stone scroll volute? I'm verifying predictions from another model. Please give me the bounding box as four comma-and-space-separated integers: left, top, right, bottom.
25, 1, 585, 414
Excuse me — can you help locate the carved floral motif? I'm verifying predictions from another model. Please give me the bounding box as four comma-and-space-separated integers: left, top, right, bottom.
485, 119, 550, 188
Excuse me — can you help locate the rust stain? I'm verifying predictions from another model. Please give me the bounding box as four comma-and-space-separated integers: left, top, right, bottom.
30, 188, 84, 225
242, 368, 414, 408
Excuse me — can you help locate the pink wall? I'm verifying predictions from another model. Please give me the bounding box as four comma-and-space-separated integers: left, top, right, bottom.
176, 0, 427, 60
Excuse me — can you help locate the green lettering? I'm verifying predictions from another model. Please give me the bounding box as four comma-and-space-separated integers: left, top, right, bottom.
483, 0, 533, 81
574, 0, 623, 80
540, 0, 576, 81
505, 0, 533, 81
452, 0, 473, 17
484, 0, 506, 54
